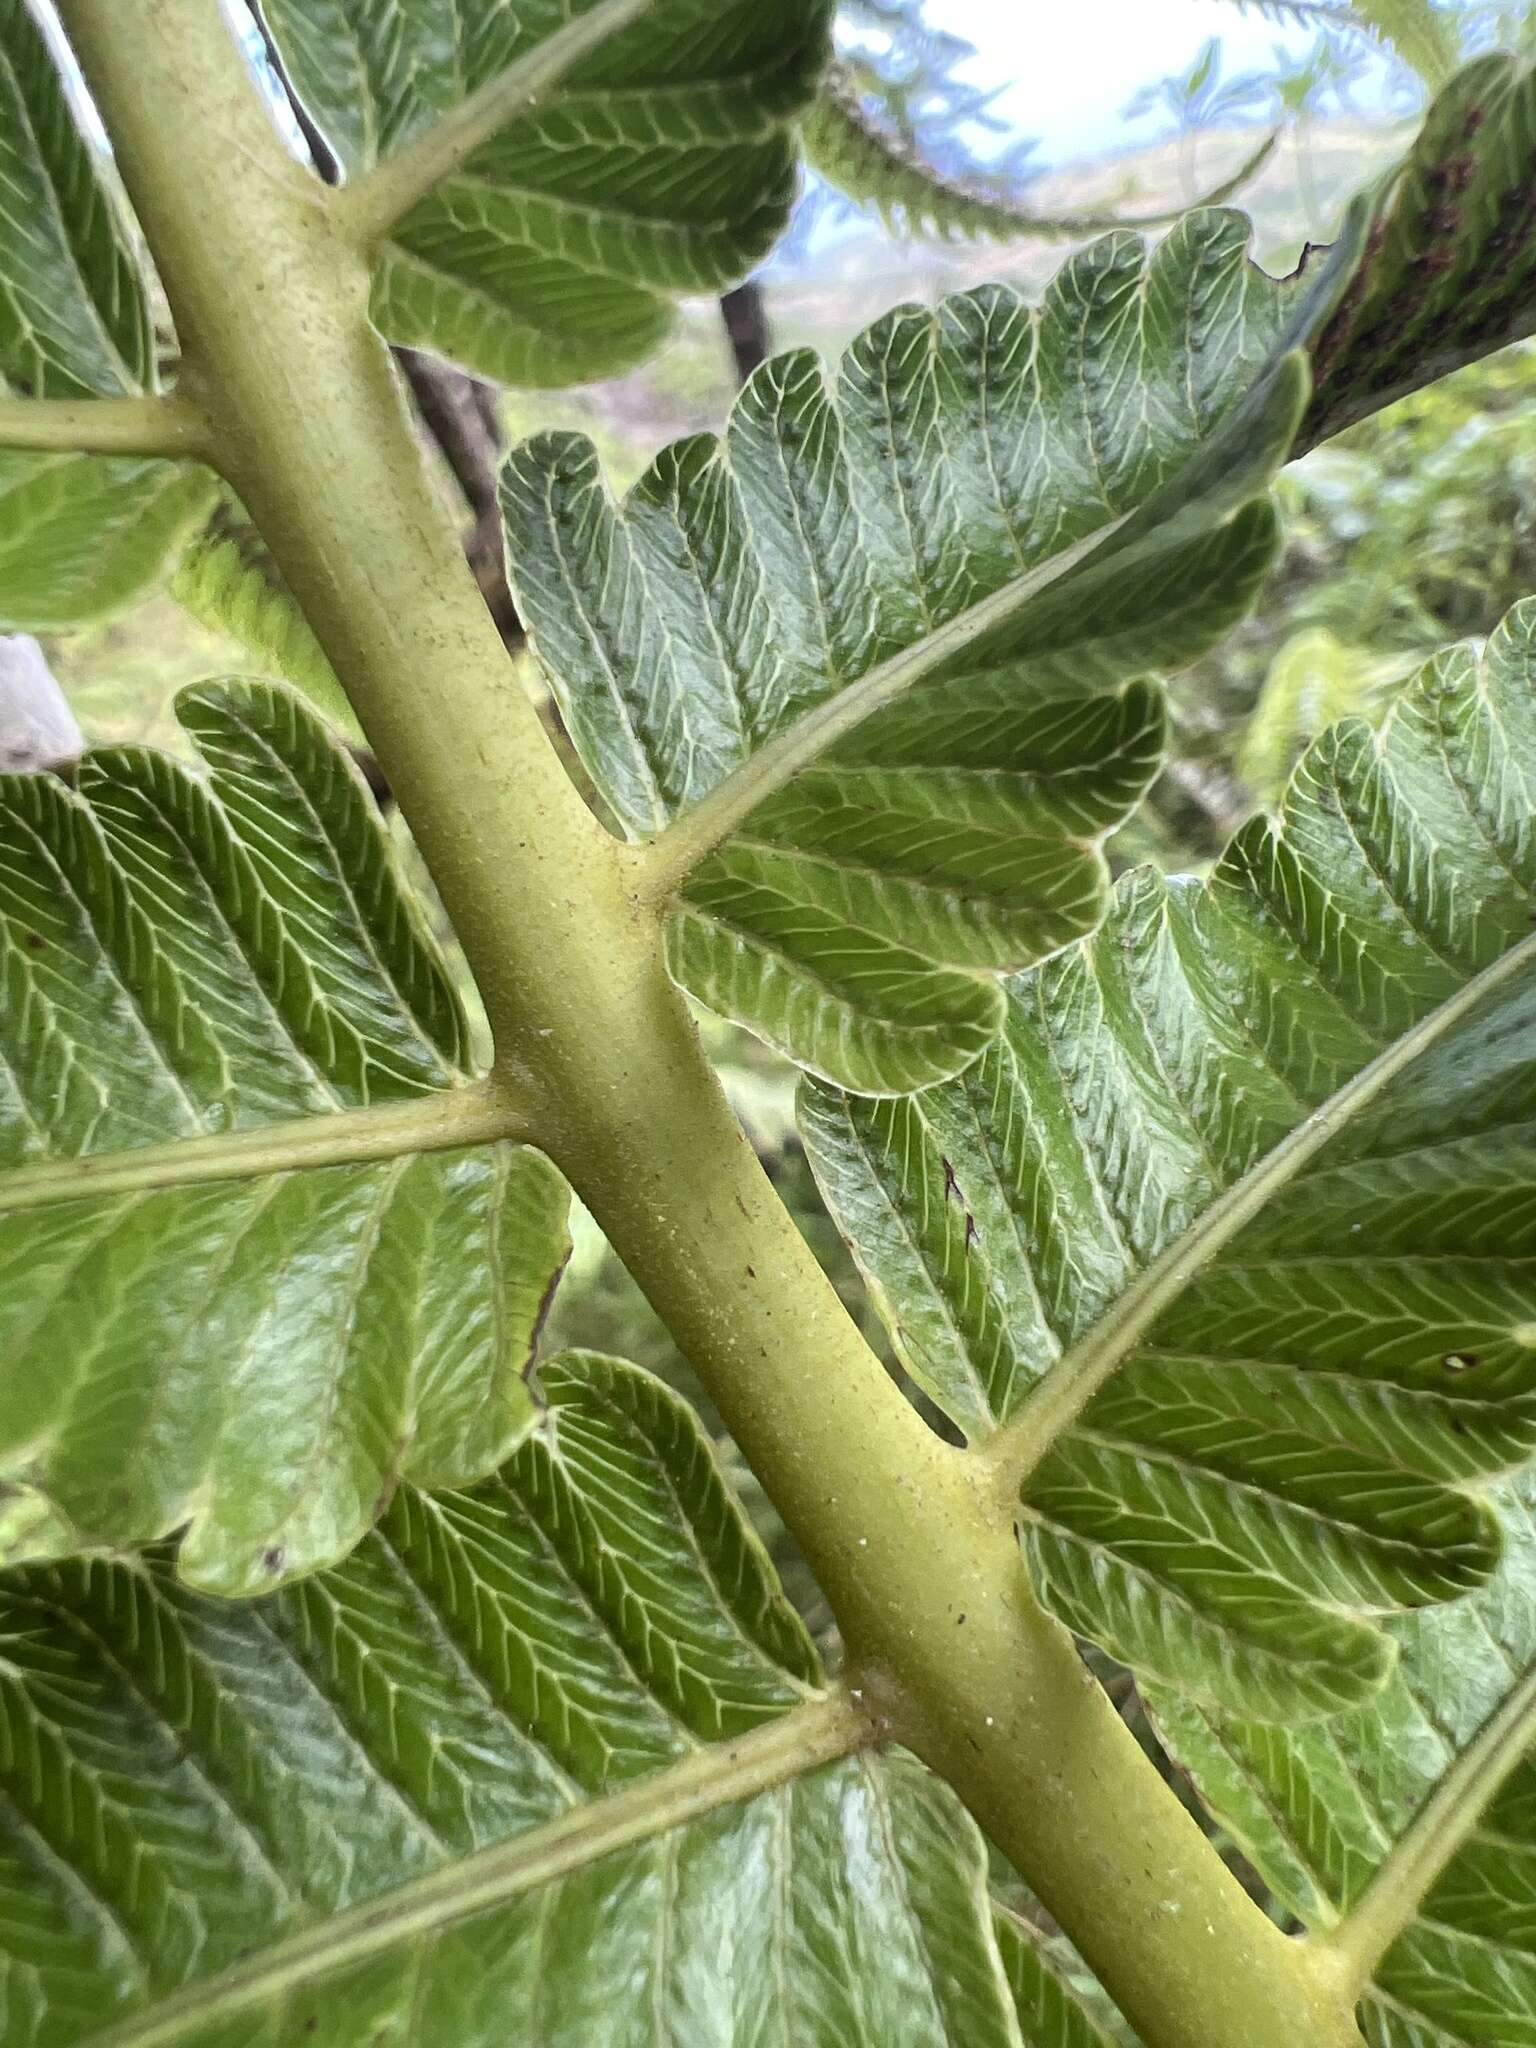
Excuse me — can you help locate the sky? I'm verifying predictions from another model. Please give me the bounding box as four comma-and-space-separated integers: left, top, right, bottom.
921, 0, 1388, 164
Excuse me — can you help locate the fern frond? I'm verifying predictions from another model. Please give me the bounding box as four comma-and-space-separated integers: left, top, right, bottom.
1352, 0, 1462, 81
801, 67, 1278, 242
1209, 0, 1462, 81
1208, 0, 1366, 29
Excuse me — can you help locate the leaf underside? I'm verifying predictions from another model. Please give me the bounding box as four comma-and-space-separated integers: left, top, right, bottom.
0, 681, 568, 1595
0, 0, 215, 627
490, 51, 1536, 1100
256, 0, 831, 389
3, 27, 1536, 2044
503, 206, 1362, 1092
1154, 1471, 1536, 2045
805, 598, 1536, 1722
0, 1353, 1108, 2048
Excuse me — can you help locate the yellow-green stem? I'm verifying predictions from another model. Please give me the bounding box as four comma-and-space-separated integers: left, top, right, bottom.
0, 1083, 524, 1215
0, 391, 206, 456
55, 7, 1363, 2045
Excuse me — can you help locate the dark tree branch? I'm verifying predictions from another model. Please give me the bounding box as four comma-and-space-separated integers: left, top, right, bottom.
395, 346, 521, 646
246, 2, 339, 183
720, 279, 772, 385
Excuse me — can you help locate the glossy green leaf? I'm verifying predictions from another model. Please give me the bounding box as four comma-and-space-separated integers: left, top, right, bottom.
0, 0, 215, 625
0, 1351, 1099, 2048
504, 207, 1361, 1093
660, 677, 1170, 1095
257, 0, 829, 389
506, 51, 1536, 1094
1154, 1470, 1536, 2044
0, 680, 568, 1595
806, 598, 1536, 1720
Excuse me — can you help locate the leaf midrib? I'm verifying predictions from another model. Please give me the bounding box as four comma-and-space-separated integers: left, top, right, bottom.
0, 1082, 518, 1217
641, 507, 1139, 902
72, 1691, 868, 2048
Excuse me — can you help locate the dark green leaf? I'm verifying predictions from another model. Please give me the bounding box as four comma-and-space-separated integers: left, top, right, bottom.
1301, 54, 1536, 447
1155, 1470, 1536, 2043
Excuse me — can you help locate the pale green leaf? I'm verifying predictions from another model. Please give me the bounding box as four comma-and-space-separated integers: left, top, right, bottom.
0, 0, 215, 626
805, 599, 1536, 1720
1153, 1469, 1536, 2044
1352, 0, 1461, 86
1216, 0, 1462, 84
503, 206, 1362, 1092
0, 448, 215, 631
994, 1910, 1124, 2048
1236, 627, 1401, 801
169, 502, 353, 728
0, 1351, 1096, 2048
0, 680, 568, 1595
256, 0, 830, 388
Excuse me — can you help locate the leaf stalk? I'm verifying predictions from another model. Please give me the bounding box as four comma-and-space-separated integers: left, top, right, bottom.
0, 1081, 528, 1216
0, 392, 208, 458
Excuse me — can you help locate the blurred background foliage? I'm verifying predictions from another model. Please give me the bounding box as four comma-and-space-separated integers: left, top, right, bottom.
34, 0, 1536, 1676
